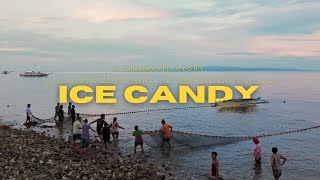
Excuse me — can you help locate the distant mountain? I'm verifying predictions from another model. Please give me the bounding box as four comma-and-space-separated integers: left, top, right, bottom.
203, 66, 310, 71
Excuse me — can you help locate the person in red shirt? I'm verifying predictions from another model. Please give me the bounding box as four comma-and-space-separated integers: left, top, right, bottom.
161, 119, 173, 149
211, 151, 220, 180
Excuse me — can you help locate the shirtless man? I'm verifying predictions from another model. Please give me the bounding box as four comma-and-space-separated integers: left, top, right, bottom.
253, 137, 262, 163
210, 151, 221, 180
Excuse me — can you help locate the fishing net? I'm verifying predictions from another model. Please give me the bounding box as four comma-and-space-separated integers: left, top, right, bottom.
31, 113, 94, 125
143, 131, 250, 148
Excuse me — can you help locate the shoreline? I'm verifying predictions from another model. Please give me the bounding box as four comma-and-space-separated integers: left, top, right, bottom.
0, 124, 177, 180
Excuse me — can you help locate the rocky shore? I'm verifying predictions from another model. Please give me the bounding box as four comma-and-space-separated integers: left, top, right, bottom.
0, 125, 177, 180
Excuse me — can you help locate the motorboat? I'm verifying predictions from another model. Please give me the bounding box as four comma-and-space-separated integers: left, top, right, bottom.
20, 71, 50, 77
213, 97, 268, 108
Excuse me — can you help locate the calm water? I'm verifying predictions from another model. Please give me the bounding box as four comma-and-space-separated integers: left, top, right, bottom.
1, 72, 320, 180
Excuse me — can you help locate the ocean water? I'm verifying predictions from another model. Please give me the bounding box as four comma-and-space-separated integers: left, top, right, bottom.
1, 72, 320, 180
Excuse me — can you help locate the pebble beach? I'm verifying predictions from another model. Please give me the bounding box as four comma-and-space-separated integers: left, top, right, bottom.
0, 125, 177, 180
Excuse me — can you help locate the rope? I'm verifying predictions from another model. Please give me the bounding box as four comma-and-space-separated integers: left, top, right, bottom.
77, 105, 214, 117
144, 124, 320, 141
257, 125, 320, 138
29, 105, 320, 141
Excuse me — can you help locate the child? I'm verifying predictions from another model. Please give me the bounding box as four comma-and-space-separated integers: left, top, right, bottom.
133, 126, 144, 154
253, 137, 262, 163
271, 147, 287, 180
101, 122, 111, 144
210, 151, 220, 180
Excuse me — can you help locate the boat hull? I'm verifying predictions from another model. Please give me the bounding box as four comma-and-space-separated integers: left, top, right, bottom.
216, 99, 257, 108
20, 74, 49, 77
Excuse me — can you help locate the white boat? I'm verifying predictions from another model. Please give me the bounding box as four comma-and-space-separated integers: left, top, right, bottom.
20, 71, 50, 77
214, 97, 264, 108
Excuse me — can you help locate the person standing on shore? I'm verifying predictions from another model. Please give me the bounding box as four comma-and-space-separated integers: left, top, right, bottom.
133, 126, 144, 154
72, 117, 82, 142
81, 119, 95, 149
54, 103, 60, 121
89, 114, 106, 141
161, 119, 172, 149
271, 147, 287, 180
25, 104, 32, 124
110, 117, 124, 142
57, 105, 64, 128
71, 105, 76, 124
253, 137, 262, 163
68, 102, 72, 116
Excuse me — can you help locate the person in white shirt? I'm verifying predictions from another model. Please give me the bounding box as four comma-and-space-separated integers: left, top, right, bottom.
25, 104, 32, 124
72, 117, 82, 142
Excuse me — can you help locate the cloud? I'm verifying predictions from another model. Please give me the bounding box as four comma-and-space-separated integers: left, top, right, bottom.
250, 3, 320, 35
72, 2, 170, 23
0, 47, 34, 52
247, 31, 320, 57
28, 16, 67, 24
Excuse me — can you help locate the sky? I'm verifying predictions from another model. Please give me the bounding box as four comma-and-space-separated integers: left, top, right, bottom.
0, 0, 320, 71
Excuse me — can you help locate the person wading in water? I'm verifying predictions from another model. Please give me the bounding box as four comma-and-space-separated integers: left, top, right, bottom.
133, 126, 144, 154
110, 117, 124, 142
210, 151, 223, 180
161, 119, 173, 149
271, 147, 287, 180
253, 137, 262, 163
89, 114, 106, 142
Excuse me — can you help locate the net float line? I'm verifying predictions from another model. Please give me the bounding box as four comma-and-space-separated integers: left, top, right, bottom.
30, 105, 214, 122
144, 125, 320, 139
76, 105, 214, 117
143, 125, 320, 148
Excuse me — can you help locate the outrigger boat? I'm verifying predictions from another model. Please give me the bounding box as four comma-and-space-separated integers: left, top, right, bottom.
20, 71, 50, 77
213, 97, 268, 108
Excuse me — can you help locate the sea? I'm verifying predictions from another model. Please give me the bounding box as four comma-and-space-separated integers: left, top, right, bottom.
1, 71, 320, 180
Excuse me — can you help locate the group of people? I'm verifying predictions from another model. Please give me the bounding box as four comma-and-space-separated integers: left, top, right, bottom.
26, 103, 289, 179
71, 112, 174, 154
72, 114, 125, 148
54, 102, 76, 124
211, 137, 288, 180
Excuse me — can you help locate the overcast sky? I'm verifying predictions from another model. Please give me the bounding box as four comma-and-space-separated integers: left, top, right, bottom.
1, 0, 320, 71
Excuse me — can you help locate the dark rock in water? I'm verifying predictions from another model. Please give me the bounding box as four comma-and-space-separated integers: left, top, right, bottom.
23, 121, 39, 126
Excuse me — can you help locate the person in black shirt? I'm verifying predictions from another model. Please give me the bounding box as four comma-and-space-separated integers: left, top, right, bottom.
100, 122, 110, 144
58, 105, 64, 128
89, 114, 106, 141
71, 105, 76, 123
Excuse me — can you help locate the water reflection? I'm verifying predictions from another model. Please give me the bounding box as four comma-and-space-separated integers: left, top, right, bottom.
217, 107, 257, 114
252, 161, 263, 180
